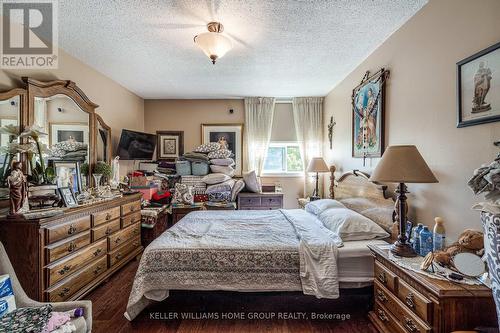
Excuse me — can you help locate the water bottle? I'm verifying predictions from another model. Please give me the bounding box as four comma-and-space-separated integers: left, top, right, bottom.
433, 217, 446, 251
412, 223, 424, 254
419, 226, 433, 256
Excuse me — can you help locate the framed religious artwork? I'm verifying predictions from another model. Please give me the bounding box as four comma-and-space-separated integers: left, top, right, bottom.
201, 123, 243, 176
156, 131, 184, 161
457, 41, 500, 128
53, 161, 82, 194
351, 68, 389, 159
50, 122, 89, 145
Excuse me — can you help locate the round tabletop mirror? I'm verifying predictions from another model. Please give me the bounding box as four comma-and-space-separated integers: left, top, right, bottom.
453, 252, 485, 277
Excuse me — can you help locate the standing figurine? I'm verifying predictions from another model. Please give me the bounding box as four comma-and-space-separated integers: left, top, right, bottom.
110, 156, 120, 190
7, 161, 28, 217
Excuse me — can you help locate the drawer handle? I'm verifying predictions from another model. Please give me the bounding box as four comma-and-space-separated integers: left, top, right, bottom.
105, 227, 113, 235
377, 309, 388, 322
403, 317, 419, 333
58, 265, 71, 275
116, 253, 123, 260
115, 237, 121, 244
93, 248, 102, 256
130, 206, 135, 212
376, 289, 387, 303
68, 242, 77, 253
377, 272, 387, 284
405, 293, 416, 309
130, 218, 135, 224
93, 265, 103, 275
105, 213, 112, 220
133, 228, 139, 234
67, 225, 76, 235
58, 287, 70, 298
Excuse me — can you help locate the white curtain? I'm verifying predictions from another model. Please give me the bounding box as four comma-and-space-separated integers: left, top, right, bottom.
292, 97, 324, 197
244, 97, 275, 175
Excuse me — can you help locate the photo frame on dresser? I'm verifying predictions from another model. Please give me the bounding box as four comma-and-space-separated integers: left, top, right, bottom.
53, 161, 82, 194
156, 131, 184, 161
58, 187, 78, 207
201, 123, 243, 176
351, 68, 389, 159
457, 41, 500, 127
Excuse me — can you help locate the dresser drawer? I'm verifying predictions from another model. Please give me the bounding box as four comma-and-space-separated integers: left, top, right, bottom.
375, 261, 397, 293
121, 201, 141, 216
260, 195, 282, 207
375, 280, 431, 333
373, 301, 405, 333
45, 239, 107, 287
92, 207, 121, 227
92, 219, 121, 241
108, 222, 141, 251
45, 216, 91, 245
46, 255, 107, 302
239, 196, 261, 207
108, 236, 141, 267
397, 278, 432, 322
121, 211, 141, 228
45, 231, 91, 264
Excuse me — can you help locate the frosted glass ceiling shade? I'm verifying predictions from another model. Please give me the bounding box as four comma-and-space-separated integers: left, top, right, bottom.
194, 29, 232, 64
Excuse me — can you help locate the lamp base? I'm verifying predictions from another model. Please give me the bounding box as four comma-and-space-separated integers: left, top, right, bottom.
390, 240, 417, 257
309, 196, 320, 202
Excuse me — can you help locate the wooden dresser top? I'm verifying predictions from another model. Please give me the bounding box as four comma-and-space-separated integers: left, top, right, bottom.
368, 244, 492, 298
0, 193, 142, 226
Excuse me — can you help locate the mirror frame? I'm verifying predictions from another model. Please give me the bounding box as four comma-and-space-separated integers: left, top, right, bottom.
23, 77, 99, 173
94, 114, 112, 164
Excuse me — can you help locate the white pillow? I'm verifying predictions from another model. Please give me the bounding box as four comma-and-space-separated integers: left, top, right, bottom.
202, 173, 231, 185
243, 170, 261, 193
210, 165, 235, 177
231, 179, 245, 201
318, 207, 389, 241
305, 199, 345, 216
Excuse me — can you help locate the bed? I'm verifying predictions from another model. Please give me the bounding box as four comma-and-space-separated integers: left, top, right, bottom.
125, 168, 395, 321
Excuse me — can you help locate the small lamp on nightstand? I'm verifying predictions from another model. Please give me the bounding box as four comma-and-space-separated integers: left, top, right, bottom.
370, 145, 438, 257
307, 157, 330, 201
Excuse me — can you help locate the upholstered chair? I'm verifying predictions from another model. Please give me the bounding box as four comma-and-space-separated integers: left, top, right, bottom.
0, 242, 92, 332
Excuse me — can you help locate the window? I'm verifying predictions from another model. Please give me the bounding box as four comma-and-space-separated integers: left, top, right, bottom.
263, 142, 303, 174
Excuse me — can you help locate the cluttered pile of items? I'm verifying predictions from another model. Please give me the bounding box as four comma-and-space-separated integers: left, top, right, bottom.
129, 141, 251, 209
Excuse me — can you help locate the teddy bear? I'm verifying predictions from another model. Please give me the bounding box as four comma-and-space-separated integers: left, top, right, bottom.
421, 229, 484, 270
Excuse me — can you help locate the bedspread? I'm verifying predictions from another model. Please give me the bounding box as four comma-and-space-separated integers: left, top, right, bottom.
124, 209, 342, 321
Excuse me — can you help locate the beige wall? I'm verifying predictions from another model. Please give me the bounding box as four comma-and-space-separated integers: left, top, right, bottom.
144, 99, 302, 208
0, 49, 145, 175
323, 0, 500, 240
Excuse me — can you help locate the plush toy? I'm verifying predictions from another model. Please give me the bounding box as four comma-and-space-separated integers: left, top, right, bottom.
424, 229, 484, 269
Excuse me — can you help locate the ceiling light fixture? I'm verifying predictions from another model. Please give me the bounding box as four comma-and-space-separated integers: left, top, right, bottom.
194, 22, 233, 64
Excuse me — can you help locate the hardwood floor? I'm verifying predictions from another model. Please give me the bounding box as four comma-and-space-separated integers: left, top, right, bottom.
87, 260, 378, 333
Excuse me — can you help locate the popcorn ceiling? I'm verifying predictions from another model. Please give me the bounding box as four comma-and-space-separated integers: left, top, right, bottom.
59, 0, 427, 99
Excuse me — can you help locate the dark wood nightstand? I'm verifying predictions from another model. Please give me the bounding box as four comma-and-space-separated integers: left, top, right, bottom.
171, 204, 204, 224
237, 192, 284, 210
368, 244, 496, 333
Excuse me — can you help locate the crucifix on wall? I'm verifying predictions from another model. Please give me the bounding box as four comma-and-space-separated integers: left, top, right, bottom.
328, 116, 336, 149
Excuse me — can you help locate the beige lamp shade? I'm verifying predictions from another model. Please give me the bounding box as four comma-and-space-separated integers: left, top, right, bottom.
370, 145, 438, 183
307, 157, 329, 173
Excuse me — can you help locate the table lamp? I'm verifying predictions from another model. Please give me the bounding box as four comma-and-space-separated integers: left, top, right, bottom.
370, 145, 438, 257
307, 157, 330, 201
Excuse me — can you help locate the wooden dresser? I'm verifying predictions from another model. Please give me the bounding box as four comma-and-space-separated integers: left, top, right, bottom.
368, 244, 497, 333
237, 192, 284, 210
0, 194, 143, 302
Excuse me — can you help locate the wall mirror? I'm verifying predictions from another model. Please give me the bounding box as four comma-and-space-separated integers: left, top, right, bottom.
0, 88, 25, 199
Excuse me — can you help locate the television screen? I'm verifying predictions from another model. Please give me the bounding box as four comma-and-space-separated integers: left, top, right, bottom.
117, 129, 156, 160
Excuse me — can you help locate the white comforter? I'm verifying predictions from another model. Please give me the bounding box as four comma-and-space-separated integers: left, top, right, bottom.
124, 209, 343, 321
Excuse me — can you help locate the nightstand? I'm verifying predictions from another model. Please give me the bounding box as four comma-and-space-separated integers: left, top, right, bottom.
171, 203, 204, 224
237, 192, 284, 210
368, 244, 496, 333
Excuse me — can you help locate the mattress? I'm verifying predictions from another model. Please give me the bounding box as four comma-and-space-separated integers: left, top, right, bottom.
338, 239, 387, 285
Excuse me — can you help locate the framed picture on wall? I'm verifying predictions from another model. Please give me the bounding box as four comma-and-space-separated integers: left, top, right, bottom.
457, 41, 500, 128
351, 68, 389, 158
50, 122, 89, 145
156, 131, 184, 161
201, 123, 243, 176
